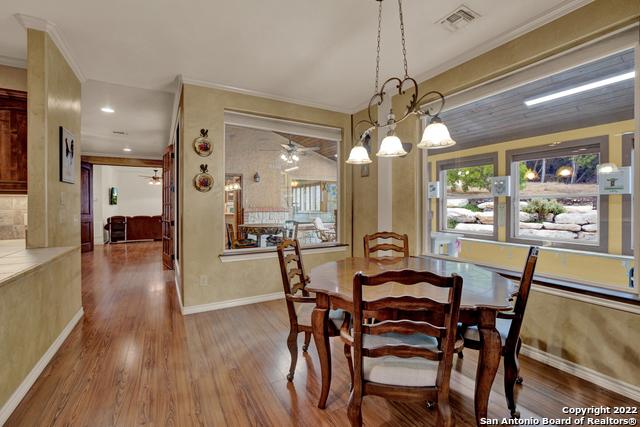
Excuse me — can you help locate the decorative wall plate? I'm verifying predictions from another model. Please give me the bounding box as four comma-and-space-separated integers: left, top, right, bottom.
193, 128, 212, 157
194, 164, 213, 192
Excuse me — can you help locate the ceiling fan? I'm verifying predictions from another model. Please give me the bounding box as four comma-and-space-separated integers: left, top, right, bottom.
140, 169, 162, 185
260, 138, 320, 165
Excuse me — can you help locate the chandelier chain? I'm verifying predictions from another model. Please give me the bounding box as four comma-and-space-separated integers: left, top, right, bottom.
397, 0, 408, 78
374, 0, 383, 92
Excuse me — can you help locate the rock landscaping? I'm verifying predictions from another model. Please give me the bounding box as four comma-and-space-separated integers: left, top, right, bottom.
446, 198, 598, 241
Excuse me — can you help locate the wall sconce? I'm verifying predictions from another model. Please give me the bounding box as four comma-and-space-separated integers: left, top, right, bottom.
254, 172, 261, 183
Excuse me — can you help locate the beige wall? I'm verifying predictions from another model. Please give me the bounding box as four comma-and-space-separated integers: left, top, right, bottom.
0, 248, 81, 408
0, 65, 27, 92
26, 30, 82, 249
369, 0, 640, 386
179, 84, 352, 307
351, 107, 379, 257
0, 29, 83, 417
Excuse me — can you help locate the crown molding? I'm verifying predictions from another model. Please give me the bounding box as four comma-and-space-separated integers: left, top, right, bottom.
351, 0, 594, 113
14, 13, 86, 83
181, 75, 353, 115
0, 55, 27, 69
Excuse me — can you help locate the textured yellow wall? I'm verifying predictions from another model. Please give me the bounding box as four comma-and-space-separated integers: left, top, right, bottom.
0, 65, 27, 92
0, 248, 81, 408
0, 29, 83, 414
26, 30, 81, 249
351, 107, 379, 257
180, 84, 352, 307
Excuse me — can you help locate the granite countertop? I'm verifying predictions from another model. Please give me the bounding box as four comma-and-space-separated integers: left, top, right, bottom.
0, 240, 77, 286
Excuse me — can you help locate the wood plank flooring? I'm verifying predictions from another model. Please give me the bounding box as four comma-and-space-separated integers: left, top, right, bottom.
5, 242, 638, 426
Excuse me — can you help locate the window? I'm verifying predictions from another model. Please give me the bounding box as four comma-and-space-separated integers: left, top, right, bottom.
508, 138, 606, 250
223, 112, 340, 251
437, 154, 498, 238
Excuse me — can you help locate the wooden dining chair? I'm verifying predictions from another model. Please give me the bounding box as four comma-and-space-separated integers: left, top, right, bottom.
341, 269, 463, 427
225, 223, 257, 249
276, 239, 346, 381
459, 246, 539, 418
363, 231, 409, 259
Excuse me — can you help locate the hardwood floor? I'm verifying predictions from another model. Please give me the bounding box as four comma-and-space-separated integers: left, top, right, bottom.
6, 242, 638, 426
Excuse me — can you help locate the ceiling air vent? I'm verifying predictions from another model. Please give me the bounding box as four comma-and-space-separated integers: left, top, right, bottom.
438, 5, 480, 32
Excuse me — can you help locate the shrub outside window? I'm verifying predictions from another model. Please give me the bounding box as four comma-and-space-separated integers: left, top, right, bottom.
508, 137, 607, 252
437, 154, 498, 239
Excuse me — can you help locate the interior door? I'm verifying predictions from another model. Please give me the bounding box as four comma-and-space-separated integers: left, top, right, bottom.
80, 161, 94, 252
162, 145, 174, 269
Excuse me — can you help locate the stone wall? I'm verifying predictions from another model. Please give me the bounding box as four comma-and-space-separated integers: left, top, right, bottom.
0, 195, 27, 240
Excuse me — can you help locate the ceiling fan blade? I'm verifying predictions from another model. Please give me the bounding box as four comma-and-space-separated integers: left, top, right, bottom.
297, 147, 320, 151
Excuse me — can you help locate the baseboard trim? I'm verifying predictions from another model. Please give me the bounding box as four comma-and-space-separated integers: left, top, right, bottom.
182, 292, 284, 315
520, 344, 640, 402
0, 308, 84, 425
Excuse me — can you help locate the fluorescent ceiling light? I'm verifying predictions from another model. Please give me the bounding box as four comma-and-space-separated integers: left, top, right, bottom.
101, 106, 115, 113
524, 71, 635, 107
123, 148, 132, 152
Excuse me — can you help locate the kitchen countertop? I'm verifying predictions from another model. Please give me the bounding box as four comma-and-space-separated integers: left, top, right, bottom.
0, 240, 77, 287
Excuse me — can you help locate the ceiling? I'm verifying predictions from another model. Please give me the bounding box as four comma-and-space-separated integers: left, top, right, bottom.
441, 48, 635, 150
0, 0, 589, 113
81, 80, 174, 158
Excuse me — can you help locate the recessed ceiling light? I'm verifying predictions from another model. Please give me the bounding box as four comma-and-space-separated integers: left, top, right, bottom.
123, 148, 132, 152
525, 71, 635, 107
101, 106, 115, 113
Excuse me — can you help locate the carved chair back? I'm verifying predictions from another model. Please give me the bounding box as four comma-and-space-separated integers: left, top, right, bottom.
502, 246, 539, 349
363, 231, 409, 259
276, 239, 313, 326
350, 269, 463, 399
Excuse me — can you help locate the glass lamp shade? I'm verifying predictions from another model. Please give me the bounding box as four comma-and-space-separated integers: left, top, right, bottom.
376, 135, 407, 157
346, 144, 372, 164
418, 120, 456, 149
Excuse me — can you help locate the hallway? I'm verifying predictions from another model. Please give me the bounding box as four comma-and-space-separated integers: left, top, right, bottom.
5, 243, 637, 426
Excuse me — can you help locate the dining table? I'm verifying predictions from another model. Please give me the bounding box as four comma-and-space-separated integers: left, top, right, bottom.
307, 255, 517, 427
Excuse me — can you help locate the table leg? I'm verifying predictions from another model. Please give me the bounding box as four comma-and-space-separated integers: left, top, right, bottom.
474, 309, 502, 426
312, 293, 331, 409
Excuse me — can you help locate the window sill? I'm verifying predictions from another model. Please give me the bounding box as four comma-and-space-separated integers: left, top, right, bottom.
423, 251, 639, 313
219, 243, 349, 263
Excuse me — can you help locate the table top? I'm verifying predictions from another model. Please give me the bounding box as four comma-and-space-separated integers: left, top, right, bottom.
238, 224, 284, 232
307, 256, 517, 310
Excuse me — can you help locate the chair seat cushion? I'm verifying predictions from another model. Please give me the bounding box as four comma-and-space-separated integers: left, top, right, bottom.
357, 332, 440, 387
462, 318, 512, 345
294, 303, 344, 329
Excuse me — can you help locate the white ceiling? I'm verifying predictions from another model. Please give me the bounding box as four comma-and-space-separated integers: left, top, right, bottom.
0, 0, 591, 156
81, 80, 173, 158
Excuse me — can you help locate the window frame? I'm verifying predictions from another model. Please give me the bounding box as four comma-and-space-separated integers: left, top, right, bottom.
436, 153, 499, 241
622, 133, 634, 256
506, 135, 609, 253
222, 111, 342, 254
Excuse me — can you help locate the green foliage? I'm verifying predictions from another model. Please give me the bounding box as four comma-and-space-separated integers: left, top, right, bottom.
518, 162, 529, 190
447, 218, 459, 229
446, 165, 493, 193
462, 203, 481, 212
521, 199, 566, 221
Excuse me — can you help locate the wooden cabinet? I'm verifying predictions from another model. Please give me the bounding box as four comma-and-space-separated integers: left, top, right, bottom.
0, 89, 27, 194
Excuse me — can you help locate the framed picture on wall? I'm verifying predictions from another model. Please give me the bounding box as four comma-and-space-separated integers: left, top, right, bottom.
59, 126, 76, 183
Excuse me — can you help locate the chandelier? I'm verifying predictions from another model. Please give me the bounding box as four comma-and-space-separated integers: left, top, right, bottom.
346, 0, 456, 165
